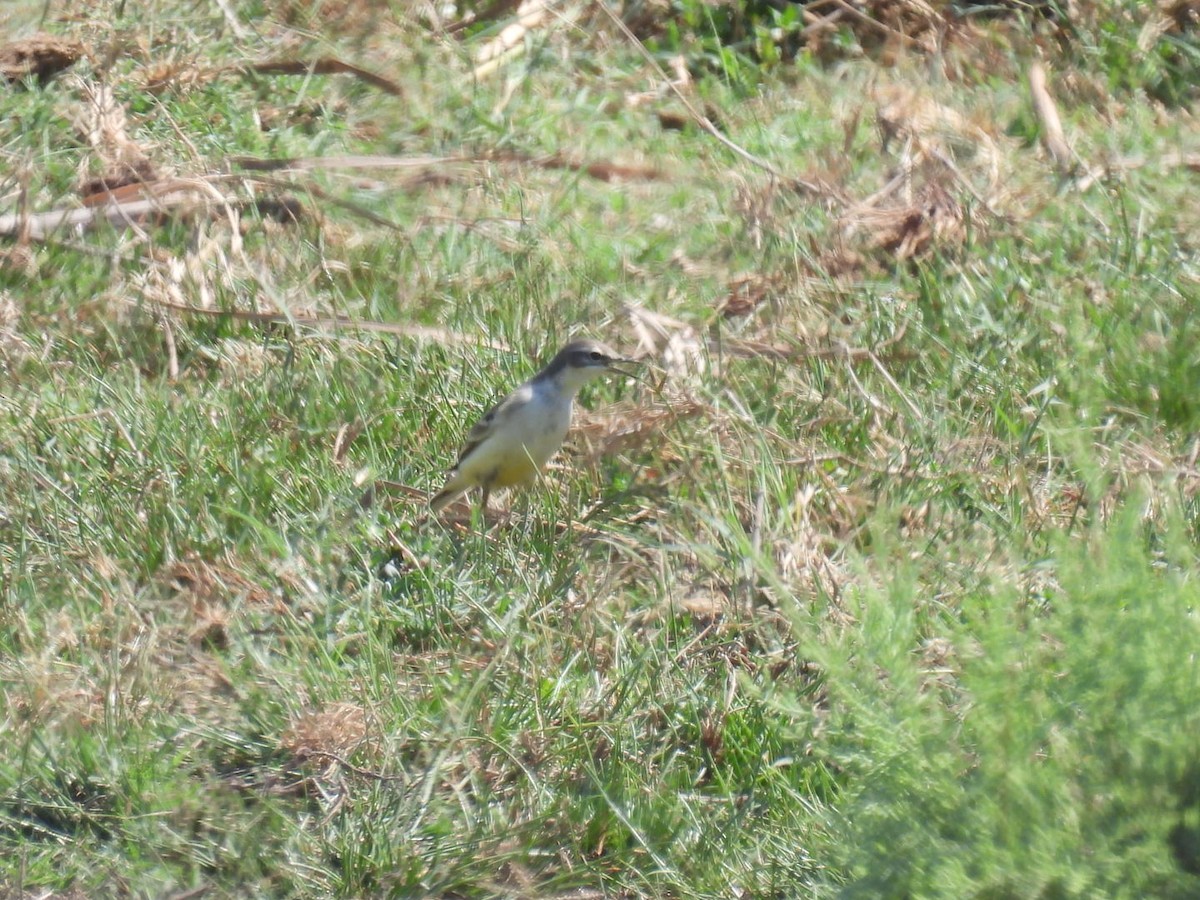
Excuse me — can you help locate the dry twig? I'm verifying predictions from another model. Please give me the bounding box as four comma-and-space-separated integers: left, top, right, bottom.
235, 57, 403, 96
1029, 61, 1075, 175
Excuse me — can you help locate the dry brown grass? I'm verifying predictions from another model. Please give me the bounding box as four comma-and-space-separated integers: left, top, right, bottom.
5, 0, 1200, 894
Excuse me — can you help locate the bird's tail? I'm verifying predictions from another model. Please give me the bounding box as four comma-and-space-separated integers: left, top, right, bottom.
429, 473, 468, 513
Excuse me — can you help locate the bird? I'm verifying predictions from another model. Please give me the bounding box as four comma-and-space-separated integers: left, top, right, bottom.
430, 338, 635, 515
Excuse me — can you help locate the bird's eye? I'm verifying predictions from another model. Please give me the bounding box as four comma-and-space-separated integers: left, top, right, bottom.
590, 351, 603, 361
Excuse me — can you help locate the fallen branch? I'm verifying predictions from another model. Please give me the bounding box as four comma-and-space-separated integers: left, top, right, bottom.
235, 57, 403, 96
0, 177, 304, 241
231, 151, 664, 182
231, 154, 475, 172
0, 182, 222, 239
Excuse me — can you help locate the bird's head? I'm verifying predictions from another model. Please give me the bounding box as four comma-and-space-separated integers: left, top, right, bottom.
541, 339, 637, 392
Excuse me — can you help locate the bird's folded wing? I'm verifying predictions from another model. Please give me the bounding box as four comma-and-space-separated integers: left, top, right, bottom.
453, 396, 508, 467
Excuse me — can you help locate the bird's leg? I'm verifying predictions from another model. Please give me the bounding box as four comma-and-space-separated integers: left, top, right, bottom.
478, 482, 515, 529
471, 482, 492, 529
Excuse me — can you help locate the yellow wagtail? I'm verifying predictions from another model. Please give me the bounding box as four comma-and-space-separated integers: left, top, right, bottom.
430, 338, 635, 514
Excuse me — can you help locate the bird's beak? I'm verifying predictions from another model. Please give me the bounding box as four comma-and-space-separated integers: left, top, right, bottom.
606, 356, 642, 380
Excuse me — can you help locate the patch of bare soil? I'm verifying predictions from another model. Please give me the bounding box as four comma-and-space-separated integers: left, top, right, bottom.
0, 34, 84, 83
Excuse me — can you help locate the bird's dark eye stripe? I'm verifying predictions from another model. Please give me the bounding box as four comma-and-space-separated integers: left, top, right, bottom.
590, 351, 603, 360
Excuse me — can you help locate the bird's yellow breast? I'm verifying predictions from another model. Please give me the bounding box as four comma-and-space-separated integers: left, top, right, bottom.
454, 420, 566, 490
446, 381, 573, 495
484, 454, 544, 488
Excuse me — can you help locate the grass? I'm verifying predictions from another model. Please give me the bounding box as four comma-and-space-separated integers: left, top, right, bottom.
2, 0, 1200, 897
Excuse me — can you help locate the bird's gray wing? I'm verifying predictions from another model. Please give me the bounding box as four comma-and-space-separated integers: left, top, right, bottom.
452, 393, 515, 468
